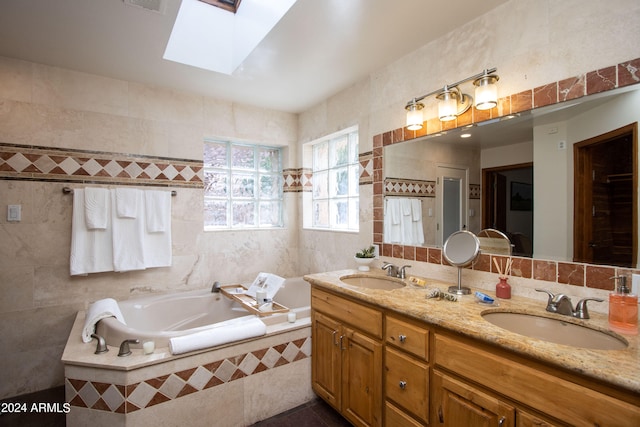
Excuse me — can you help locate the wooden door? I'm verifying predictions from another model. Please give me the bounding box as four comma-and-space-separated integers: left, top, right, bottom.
341, 326, 383, 427
311, 311, 342, 409
574, 123, 637, 267
432, 370, 515, 427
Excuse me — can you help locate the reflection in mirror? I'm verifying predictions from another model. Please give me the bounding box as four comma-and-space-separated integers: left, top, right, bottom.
382, 84, 640, 267
477, 228, 512, 256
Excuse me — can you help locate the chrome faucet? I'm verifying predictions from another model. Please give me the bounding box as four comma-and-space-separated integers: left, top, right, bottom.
91, 333, 108, 354
382, 262, 411, 279
118, 339, 140, 357
535, 289, 603, 319
382, 262, 399, 277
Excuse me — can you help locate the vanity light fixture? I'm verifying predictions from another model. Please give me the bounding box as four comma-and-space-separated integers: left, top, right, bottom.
405, 99, 425, 130
404, 68, 499, 129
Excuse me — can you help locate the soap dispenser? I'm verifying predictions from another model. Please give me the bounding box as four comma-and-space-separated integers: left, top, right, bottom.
608, 276, 638, 335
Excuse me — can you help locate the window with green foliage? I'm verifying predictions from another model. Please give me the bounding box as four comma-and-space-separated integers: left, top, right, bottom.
203, 140, 283, 230
307, 128, 359, 231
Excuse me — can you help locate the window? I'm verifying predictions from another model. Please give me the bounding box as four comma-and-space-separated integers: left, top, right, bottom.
307, 128, 359, 231
204, 140, 283, 230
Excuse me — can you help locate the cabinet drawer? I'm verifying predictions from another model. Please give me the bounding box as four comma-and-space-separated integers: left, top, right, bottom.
386, 314, 429, 360
312, 288, 382, 338
434, 334, 640, 426
385, 401, 425, 427
385, 347, 429, 423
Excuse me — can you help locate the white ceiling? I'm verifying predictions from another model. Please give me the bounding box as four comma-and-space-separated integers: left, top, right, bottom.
0, 0, 508, 113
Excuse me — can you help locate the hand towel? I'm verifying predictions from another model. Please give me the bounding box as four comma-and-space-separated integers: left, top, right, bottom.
70, 189, 114, 275
168, 317, 266, 355
111, 189, 146, 272
84, 187, 109, 230
411, 198, 422, 222
82, 298, 126, 343
384, 198, 402, 243
144, 190, 171, 232
115, 188, 140, 218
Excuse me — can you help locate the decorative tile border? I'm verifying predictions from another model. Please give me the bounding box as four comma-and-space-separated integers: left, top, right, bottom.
359, 151, 373, 185
66, 336, 311, 414
373, 56, 640, 290
283, 168, 312, 192
384, 177, 435, 197
0, 143, 203, 188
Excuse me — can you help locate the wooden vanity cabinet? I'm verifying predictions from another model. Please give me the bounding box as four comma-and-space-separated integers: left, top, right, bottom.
433, 332, 640, 427
384, 314, 430, 426
311, 288, 383, 427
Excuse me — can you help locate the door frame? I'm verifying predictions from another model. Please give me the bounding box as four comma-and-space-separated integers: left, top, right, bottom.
573, 122, 638, 266
481, 163, 533, 231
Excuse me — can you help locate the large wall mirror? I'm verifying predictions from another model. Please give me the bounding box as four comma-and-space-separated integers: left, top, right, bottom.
383, 84, 640, 268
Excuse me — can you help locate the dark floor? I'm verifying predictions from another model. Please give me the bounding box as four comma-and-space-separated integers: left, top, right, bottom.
252, 398, 352, 427
1, 387, 351, 427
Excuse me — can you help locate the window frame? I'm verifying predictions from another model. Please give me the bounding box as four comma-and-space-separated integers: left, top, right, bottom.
304, 126, 360, 232
203, 139, 284, 231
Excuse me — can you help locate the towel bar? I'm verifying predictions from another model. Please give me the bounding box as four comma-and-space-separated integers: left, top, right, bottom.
62, 186, 176, 196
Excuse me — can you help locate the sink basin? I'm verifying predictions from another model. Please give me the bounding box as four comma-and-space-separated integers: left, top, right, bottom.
482, 311, 628, 350
339, 275, 406, 290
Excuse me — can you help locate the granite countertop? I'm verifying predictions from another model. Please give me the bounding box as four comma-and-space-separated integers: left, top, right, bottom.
303, 269, 640, 394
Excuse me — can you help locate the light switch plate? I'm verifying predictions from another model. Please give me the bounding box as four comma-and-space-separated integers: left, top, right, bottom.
7, 205, 21, 222
632, 274, 640, 301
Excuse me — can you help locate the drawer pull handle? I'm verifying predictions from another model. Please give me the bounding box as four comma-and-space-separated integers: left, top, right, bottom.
399, 380, 407, 390
399, 334, 407, 343
332, 330, 339, 346
498, 416, 506, 426
339, 335, 346, 351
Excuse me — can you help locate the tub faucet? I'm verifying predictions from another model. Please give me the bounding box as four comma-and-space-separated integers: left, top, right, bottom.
535, 289, 603, 319
90, 333, 108, 354
211, 281, 222, 293
118, 339, 140, 357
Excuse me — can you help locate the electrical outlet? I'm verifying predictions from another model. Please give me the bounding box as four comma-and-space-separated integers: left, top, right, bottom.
558, 140, 566, 150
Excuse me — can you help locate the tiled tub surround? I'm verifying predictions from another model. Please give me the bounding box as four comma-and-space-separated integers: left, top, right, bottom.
304, 269, 640, 394
372, 56, 640, 296
62, 310, 312, 427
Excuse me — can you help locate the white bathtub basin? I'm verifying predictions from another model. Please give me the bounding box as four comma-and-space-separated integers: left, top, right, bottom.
482, 311, 628, 350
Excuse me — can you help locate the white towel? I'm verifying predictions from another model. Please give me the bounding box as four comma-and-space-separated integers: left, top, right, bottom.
384, 198, 403, 243
111, 189, 146, 272
168, 317, 267, 355
144, 190, 171, 232
411, 199, 422, 222
82, 298, 126, 343
70, 189, 114, 276
115, 188, 140, 218
84, 187, 109, 230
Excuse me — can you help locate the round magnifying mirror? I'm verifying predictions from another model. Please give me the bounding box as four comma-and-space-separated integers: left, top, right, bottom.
443, 230, 480, 294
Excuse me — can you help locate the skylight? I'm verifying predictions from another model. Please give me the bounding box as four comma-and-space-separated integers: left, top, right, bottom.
163, 0, 298, 75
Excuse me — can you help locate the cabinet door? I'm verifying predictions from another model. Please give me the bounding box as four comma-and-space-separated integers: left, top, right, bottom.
312, 311, 342, 409
516, 410, 563, 427
342, 326, 383, 427
433, 370, 515, 427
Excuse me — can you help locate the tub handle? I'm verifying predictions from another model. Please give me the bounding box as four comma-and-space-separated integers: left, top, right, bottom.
90, 333, 108, 354
118, 339, 140, 357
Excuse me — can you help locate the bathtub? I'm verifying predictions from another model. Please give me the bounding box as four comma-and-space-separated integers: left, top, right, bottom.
96, 277, 311, 348
63, 276, 314, 426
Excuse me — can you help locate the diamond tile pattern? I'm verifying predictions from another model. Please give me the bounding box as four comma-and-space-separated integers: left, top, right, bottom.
65, 336, 311, 414
0, 143, 203, 188
384, 177, 436, 197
